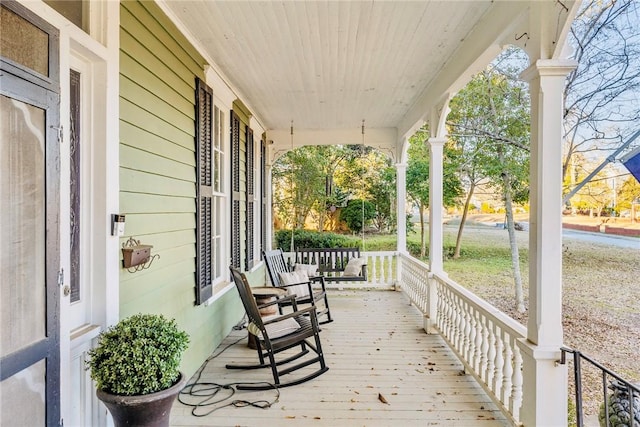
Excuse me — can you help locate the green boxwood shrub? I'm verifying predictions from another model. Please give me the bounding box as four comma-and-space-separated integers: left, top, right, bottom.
275, 229, 359, 251
86, 314, 189, 396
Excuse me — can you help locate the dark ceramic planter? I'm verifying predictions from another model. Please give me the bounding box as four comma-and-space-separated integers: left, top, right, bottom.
96, 372, 187, 427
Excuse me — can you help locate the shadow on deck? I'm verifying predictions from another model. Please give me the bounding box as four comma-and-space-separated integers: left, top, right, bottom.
171, 290, 510, 426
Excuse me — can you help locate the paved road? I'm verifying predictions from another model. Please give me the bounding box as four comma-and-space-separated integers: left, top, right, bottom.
563, 229, 640, 249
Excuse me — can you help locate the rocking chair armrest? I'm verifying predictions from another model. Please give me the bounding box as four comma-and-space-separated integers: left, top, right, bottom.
277, 281, 315, 302
256, 293, 297, 308
309, 275, 327, 291
277, 281, 312, 289
262, 306, 316, 326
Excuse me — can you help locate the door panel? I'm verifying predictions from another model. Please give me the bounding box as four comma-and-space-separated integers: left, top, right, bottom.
1, 4, 61, 425
0, 360, 46, 426
0, 96, 47, 354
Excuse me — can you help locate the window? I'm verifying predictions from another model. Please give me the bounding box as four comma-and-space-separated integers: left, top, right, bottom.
211, 105, 225, 285
69, 69, 81, 303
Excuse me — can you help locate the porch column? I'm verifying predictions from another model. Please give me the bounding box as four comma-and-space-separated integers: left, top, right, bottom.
427, 138, 445, 274
265, 159, 273, 251
396, 162, 407, 253
425, 137, 445, 333
518, 59, 577, 427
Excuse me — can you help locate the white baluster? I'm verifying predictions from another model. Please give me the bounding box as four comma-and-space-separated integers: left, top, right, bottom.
455, 296, 464, 353
480, 318, 489, 383
473, 311, 483, 373
486, 324, 496, 388
502, 336, 513, 406
492, 328, 504, 397
511, 346, 523, 422
462, 303, 471, 361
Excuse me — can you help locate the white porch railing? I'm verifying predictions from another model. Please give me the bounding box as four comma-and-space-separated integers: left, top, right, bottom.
398, 252, 526, 426
282, 249, 526, 424
282, 251, 397, 289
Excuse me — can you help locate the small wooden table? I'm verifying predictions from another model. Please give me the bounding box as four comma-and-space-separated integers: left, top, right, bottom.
248, 287, 288, 349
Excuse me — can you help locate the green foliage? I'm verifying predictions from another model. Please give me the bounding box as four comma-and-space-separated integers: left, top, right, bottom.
273, 144, 397, 232
340, 199, 376, 233
448, 51, 531, 204
406, 125, 464, 209
368, 164, 397, 232
274, 229, 357, 251
87, 314, 189, 396
617, 175, 640, 211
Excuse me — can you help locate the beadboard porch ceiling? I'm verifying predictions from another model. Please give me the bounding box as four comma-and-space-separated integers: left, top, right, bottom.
160, 1, 535, 155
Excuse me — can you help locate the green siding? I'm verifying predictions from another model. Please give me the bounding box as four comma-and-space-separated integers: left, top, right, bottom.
120, 168, 195, 197
119, 0, 243, 380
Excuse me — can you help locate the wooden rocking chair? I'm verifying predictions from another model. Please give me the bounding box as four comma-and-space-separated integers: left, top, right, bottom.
226, 267, 329, 389
263, 248, 333, 324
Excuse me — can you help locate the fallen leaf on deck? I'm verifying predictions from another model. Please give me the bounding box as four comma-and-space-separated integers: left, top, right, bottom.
378, 393, 389, 404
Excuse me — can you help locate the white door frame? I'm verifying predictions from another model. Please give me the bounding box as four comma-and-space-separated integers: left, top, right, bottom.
18, 1, 120, 426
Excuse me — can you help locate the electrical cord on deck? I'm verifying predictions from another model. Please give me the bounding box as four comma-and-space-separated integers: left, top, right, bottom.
177, 324, 280, 417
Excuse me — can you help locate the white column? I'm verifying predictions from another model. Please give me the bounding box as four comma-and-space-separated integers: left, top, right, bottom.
518, 59, 576, 427
425, 137, 445, 333
396, 162, 407, 253
265, 160, 273, 251
428, 138, 445, 274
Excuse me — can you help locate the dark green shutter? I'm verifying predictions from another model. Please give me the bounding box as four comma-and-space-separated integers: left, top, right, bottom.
231, 111, 241, 268
246, 127, 254, 270
195, 78, 213, 304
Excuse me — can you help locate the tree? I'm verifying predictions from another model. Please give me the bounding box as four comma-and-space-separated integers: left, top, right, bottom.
617, 175, 640, 213
340, 199, 376, 233
563, 0, 640, 197
406, 125, 463, 257
447, 49, 531, 313
273, 145, 351, 231
368, 166, 396, 232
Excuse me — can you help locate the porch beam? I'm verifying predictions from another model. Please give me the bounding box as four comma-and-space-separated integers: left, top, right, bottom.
266, 127, 397, 162
518, 59, 577, 427
397, 2, 528, 139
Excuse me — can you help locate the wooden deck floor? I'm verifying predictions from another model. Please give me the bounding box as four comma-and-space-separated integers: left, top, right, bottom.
171, 290, 510, 426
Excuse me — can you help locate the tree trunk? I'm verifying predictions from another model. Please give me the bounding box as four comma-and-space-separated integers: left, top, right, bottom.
502, 171, 525, 313
317, 206, 326, 232
454, 182, 476, 259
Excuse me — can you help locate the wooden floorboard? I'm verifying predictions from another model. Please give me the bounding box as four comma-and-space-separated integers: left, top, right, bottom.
171, 290, 510, 427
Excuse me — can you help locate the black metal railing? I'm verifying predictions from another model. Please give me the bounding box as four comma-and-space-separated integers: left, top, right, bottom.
560, 347, 639, 427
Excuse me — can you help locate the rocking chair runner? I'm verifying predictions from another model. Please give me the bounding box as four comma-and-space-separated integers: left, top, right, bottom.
226, 267, 329, 390
263, 249, 333, 324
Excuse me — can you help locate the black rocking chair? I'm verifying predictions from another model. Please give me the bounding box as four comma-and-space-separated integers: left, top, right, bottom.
263, 248, 333, 324
226, 267, 329, 389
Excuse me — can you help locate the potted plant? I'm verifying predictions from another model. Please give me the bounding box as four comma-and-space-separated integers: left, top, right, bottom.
87, 314, 189, 427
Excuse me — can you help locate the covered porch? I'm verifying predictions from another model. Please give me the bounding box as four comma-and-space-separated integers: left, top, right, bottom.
172, 252, 524, 425
172, 288, 510, 426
